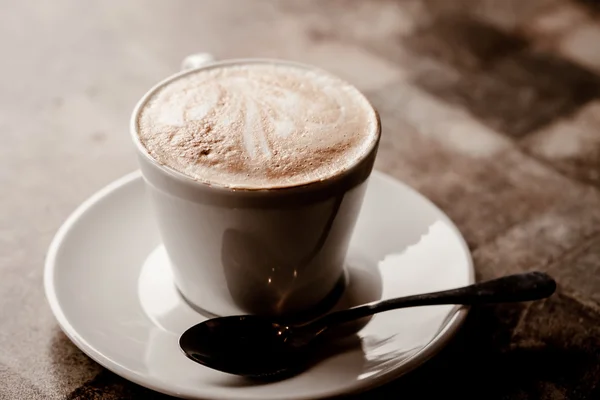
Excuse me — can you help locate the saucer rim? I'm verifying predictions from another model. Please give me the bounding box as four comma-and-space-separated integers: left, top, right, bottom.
44, 170, 474, 400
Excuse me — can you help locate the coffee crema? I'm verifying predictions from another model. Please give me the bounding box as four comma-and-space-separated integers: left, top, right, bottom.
136, 62, 379, 189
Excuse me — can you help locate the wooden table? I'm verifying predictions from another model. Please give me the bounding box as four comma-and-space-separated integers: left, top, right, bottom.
1, 0, 599, 398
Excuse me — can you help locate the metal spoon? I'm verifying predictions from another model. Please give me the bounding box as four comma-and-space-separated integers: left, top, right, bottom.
180, 271, 556, 378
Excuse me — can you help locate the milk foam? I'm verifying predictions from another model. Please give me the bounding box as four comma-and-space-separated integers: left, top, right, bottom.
136, 62, 378, 189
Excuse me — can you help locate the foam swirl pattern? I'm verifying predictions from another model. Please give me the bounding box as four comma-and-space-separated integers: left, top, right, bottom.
137, 62, 378, 189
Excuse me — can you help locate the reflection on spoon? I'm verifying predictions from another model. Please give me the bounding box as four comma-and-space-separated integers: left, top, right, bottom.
180, 272, 556, 379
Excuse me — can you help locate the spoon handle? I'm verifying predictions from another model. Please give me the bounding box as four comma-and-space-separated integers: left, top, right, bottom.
318, 271, 556, 328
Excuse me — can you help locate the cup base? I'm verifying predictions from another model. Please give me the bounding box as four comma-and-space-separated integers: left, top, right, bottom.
176, 269, 349, 323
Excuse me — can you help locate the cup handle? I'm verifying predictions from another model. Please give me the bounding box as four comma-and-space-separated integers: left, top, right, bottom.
180, 53, 216, 71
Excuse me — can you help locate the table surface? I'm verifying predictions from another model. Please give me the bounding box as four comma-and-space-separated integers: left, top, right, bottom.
2, 0, 600, 398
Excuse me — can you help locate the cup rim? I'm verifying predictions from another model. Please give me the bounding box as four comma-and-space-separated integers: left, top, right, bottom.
130, 57, 382, 193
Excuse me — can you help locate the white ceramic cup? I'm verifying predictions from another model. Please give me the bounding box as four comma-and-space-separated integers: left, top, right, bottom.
130, 54, 381, 318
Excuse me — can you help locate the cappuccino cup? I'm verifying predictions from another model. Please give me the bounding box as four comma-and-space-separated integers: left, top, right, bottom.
130, 54, 381, 317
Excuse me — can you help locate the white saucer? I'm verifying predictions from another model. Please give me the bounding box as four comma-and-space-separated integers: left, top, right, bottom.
45, 170, 474, 400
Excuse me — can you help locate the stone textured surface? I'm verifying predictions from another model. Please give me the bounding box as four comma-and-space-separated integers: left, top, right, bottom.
1, 0, 599, 399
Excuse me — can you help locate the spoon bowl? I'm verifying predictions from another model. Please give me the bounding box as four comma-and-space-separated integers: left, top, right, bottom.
179, 316, 317, 378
